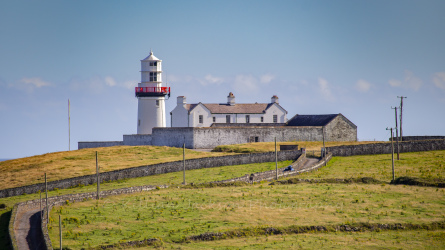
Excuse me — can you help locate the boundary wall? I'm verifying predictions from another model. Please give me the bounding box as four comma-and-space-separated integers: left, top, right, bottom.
0, 150, 301, 198
327, 139, 445, 156
78, 125, 358, 150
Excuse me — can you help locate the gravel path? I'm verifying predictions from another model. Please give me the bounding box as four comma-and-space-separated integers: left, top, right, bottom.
15, 207, 45, 250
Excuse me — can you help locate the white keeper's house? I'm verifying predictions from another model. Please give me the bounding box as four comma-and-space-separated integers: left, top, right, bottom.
170, 93, 288, 127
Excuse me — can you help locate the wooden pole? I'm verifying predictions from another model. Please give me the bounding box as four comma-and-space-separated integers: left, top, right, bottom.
96, 151, 100, 200
397, 96, 407, 141
275, 137, 278, 180
40, 192, 42, 220
59, 214, 62, 250
183, 143, 186, 185
45, 173, 48, 224
393, 107, 400, 160
389, 128, 395, 181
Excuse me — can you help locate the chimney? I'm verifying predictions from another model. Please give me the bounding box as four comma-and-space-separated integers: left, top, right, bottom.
177, 96, 186, 105
271, 95, 279, 104
227, 92, 235, 106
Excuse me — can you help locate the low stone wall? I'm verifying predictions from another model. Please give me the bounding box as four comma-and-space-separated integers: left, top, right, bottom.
398, 136, 445, 141
0, 151, 301, 198
78, 141, 123, 149
327, 139, 445, 156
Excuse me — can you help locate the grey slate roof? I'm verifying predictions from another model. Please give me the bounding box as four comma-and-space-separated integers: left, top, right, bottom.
286, 114, 339, 126
185, 103, 287, 114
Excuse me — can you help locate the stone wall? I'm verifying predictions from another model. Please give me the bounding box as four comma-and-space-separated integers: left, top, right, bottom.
0, 150, 301, 198
325, 115, 357, 141
397, 136, 445, 141
151, 127, 194, 148
78, 141, 123, 149
123, 134, 153, 146
327, 139, 445, 156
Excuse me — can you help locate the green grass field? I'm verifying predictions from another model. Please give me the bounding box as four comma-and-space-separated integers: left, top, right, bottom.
45, 149, 445, 249
1, 147, 444, 249
48, 181, 445, 249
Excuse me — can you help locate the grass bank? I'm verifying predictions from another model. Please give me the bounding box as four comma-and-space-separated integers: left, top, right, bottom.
294, 150, 445, 182
212, 141, 384, 153
48, 182, 445, 249
0, 145, 233, 190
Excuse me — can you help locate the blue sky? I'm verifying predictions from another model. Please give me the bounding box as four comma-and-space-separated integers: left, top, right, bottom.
1, 0, 444, 159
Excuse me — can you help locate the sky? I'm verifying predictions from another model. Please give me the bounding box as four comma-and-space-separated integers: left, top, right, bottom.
0, 0, 444, 159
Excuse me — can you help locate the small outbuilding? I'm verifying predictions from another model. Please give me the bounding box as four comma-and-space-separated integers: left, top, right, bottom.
286, 114, 357, 141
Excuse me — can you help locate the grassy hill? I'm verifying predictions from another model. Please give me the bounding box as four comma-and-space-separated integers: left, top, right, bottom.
43, 150, 445, 249
0, 145, 234, 190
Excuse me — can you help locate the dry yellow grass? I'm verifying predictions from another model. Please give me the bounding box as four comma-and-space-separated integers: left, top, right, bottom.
0, 145, 232, 190
214, 141, 385, 153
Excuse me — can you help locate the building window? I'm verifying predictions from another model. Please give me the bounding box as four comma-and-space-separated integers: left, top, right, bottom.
150, 72, 157, 81
261, 117, 264, 122
199, 115, 203, 124
156, 100, 159, 107
149, 61, 157, 66
273, 115, 278, 123
138, 119, 141, 126
226, 115, 231, 123
213, 117, 216, 123
246, 115, 250, 123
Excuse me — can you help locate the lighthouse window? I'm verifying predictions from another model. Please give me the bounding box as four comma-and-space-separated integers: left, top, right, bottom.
156, 100, 159, 107
149, 62, 157, 66
199, 115, 203, 124
150, 72, 157, 81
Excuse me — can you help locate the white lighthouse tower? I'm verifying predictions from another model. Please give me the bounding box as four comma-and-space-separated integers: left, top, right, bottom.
135, 50, 170, 134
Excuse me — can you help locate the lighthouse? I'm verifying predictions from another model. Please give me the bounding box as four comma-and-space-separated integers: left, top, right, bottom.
135, 51, 170, 134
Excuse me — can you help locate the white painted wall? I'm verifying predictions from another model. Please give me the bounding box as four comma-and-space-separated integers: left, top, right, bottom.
137, 96, 166, 134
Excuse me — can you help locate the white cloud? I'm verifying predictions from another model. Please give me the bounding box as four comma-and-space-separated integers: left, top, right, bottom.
389, 70, 423, 91
404, 70, 423, 91
433, 72, 445, 90
260, 74, 274, 84
104, 76, 116, 87
21, 77, 51, 88
318, 77, 335, 101
202, 74, 224, 85
233, 74, 259, 93
8, 77, 52, 93
355, 79, 372, 92
388, 79, 402, 87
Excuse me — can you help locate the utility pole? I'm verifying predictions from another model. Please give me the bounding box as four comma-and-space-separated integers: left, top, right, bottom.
68, 99, 70, 151
392, 107, 400, 160
397, 96, 407, 141
183, 143, 186, 185
96, 151, 100, 200
45, 173, 49, 224
275, 137, 278, 180
59, 214, 62, 250
386, 128, 395, 181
